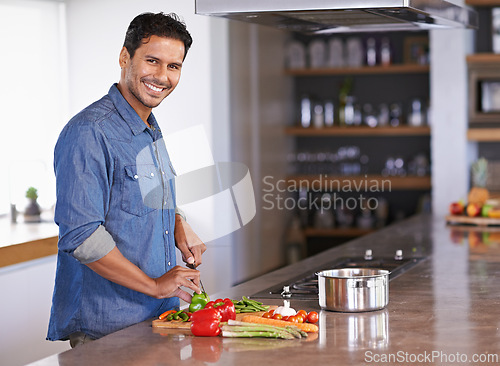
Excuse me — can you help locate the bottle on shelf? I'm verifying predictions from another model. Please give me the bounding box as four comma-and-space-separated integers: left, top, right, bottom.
300, 95, 312, 128
324, 100, 335, 127
313, 101, 324, 128
366, 37, 377, 66
380, 37, 391, 66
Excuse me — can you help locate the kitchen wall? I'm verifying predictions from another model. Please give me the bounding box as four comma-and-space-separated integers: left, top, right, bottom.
430, 1, 476, 216
228, 22, 292, 282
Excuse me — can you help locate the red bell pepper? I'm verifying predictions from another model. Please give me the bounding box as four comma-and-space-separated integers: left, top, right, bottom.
190, 308, 222, 337
217, 299, 236, 322
204, 301, 216, 309
203, 299, 236, 322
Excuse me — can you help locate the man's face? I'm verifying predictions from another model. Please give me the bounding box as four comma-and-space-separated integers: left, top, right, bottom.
119, 35, 185, 115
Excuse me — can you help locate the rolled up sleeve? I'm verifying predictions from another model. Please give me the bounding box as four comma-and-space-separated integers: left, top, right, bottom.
73, 225, 116, 264
175, 207, 187, 221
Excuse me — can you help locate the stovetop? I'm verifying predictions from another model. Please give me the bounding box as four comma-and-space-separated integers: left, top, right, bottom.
251, 252, 426, 300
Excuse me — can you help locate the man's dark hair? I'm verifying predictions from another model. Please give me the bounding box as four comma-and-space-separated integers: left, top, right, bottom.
123, 12, 193, 60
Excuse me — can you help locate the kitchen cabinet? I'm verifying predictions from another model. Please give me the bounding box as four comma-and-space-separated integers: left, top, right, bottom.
285, 32, 431, 251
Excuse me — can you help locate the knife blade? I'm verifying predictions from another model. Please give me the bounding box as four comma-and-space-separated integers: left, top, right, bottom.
188, 263, 206, 294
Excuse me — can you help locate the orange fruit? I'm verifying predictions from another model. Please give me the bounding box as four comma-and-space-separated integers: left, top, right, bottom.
488, 209, 500, 219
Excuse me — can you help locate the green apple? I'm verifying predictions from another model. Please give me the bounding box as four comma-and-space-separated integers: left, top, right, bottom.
482, 204, 493, 217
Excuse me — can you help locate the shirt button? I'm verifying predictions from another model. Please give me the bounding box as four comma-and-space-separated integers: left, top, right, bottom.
168, 261, 171, 266
134, 174, 138, 179
165, 230, 169, 235
150, 172, 155, 177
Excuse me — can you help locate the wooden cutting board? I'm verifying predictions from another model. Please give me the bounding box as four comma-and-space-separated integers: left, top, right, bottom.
152, 306, 276, 330
446, 215, 500, 226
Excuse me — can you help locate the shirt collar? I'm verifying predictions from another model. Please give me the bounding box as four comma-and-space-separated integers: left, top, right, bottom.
108, 83, 160, 136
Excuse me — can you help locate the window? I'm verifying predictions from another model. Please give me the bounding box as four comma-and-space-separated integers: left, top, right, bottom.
0, 0, 68, 215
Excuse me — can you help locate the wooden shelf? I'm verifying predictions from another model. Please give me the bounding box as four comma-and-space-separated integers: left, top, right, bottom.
466, 0, 500, 6
468, 128, 500, 141
285, 64, 429, 76
304, 227, 375, 238
467, 53, 500, 64
285, 126, 431, 137
286, 175, 431, 190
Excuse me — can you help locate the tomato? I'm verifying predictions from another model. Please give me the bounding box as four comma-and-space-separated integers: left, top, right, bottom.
295, 315, 304, 323
282, 316, 290, 321
296, 310, 307, 320
288, 316, 299, 323
272, 313, 283, 320
262, 312, 273, 319
268, 309, 275, 316
306, 311, 319, 324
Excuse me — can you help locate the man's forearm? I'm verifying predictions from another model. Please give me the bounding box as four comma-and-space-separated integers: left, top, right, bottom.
86, 246, 157, 298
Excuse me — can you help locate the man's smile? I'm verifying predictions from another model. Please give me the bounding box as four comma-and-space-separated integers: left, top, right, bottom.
143, 81, 166, 93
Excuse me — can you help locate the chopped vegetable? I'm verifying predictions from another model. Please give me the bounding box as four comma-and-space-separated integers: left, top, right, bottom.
190, 308, 222, 337
241, 315, 319, 333
189, 292, 210, 313
158, 309, 176, 320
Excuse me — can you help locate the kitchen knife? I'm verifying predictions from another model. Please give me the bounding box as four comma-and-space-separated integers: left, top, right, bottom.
188, 263, 206, 294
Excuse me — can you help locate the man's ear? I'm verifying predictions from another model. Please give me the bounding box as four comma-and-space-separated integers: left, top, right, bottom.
119, 47, 130, 68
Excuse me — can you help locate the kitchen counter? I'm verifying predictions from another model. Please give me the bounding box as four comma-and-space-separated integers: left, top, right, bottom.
29, 214, 500, 365
0, 214, 58, 268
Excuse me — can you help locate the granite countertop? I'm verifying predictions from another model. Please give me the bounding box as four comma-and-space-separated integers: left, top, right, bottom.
29, 214, 500, 365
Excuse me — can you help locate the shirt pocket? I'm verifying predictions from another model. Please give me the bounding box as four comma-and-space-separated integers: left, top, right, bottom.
122, 164, 160, 216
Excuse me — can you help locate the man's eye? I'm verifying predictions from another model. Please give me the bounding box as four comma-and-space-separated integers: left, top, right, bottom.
147, 59, 158, 64
169, 64, 179, 70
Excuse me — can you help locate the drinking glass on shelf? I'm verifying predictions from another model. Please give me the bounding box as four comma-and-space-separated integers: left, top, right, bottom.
327, 152, 340, 175
389, 103, 402, 127
382, 156, 395, 176
378, 103, 389, 126
394, 156, 406, 176
363, 103, 378, 128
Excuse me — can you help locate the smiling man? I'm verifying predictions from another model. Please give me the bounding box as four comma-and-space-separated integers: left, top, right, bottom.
47, 12, 206, 348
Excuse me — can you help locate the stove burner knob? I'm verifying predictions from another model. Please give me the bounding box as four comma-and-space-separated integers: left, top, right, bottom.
395, 250, 403, 260
281, 285, 292, 298
364, 249, 373, 260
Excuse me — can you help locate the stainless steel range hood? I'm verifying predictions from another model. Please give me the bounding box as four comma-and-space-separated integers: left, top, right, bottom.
195, 0, 478, 33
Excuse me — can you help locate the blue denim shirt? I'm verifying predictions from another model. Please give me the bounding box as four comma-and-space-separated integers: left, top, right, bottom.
47, 84, 179, 341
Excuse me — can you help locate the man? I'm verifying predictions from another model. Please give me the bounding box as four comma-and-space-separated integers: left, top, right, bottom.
47, 12, 206, 347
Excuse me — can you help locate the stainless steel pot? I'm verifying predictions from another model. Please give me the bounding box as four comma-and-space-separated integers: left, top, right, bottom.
317, 268, 389, 312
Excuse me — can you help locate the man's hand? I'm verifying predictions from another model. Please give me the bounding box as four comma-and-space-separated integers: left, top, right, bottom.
174, 214, 207, 267
153, 265, 201, 303
86, 247, 200, 302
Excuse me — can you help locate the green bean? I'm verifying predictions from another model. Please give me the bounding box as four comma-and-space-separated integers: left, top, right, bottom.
179, 312, 189, 322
